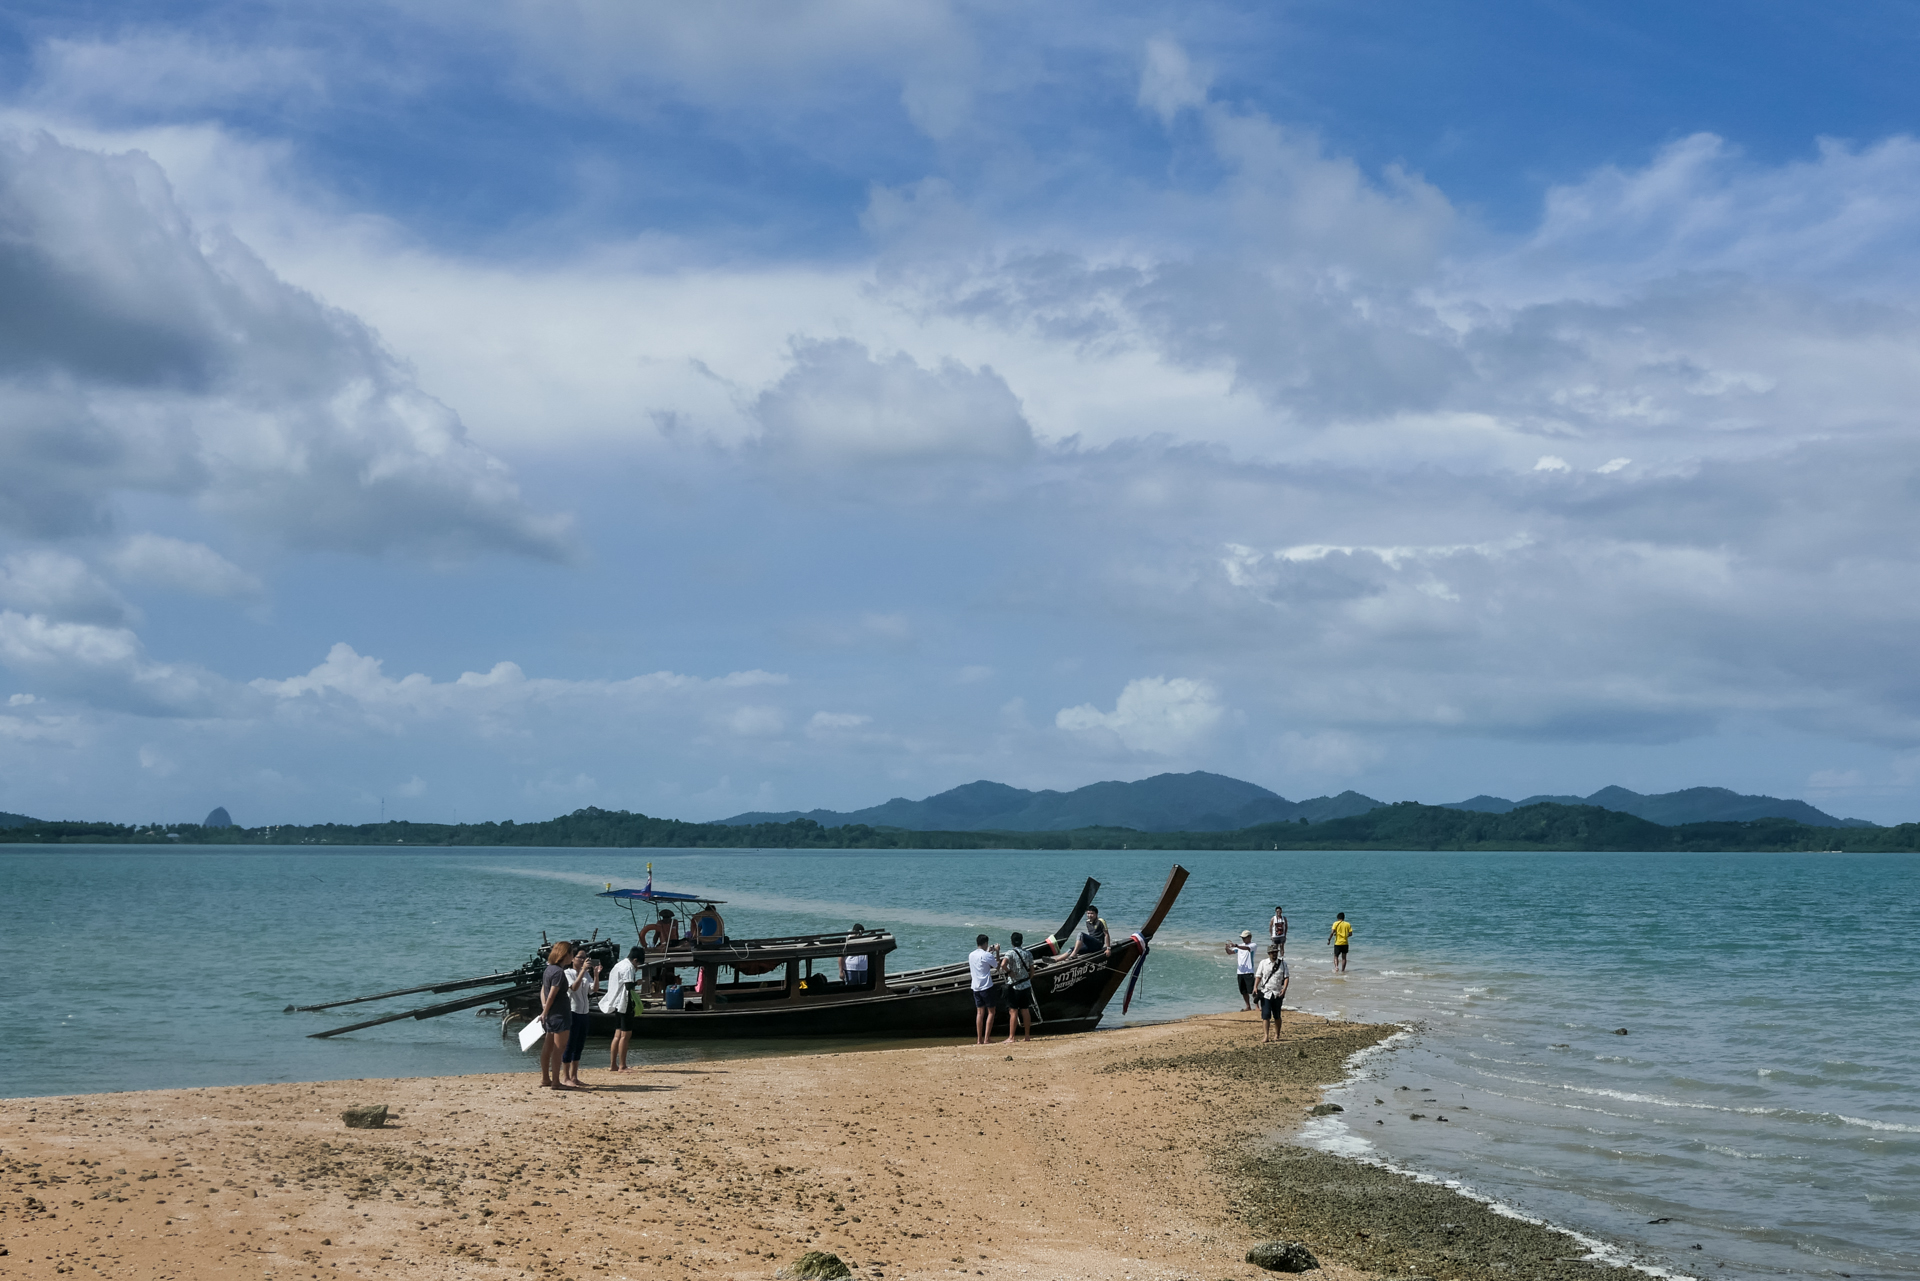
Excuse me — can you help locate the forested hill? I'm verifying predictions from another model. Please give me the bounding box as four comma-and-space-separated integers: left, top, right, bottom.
2, 801, 1916, 852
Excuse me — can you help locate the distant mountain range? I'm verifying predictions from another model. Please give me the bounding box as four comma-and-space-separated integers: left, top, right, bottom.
719, 771, 1382, 833
0, 811, 35, 829
1442, 785, 1876, 829
723, 772, 1876, 832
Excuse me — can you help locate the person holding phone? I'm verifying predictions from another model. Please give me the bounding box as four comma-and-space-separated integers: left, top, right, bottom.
562, 952, 599, 1088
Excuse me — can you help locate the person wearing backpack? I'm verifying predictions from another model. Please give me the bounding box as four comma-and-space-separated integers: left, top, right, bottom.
1000, 932, 1036, 1044
1253, 944, 1290, 1043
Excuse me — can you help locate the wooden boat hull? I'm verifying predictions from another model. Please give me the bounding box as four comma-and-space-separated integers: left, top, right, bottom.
502, 866, 1188, 1043
512, 937, 1145, 1041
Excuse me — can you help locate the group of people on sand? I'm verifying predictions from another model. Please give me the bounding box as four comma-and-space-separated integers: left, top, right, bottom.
1224, 906, 1355, 1043
535, 940, 647, 1090
964, 903, 1115, 1046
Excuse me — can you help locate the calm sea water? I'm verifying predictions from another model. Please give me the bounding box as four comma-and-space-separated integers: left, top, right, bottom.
2, 846, 1914, 1279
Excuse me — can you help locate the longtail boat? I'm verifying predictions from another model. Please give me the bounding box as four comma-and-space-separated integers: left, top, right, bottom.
297, 866, 1188, 1043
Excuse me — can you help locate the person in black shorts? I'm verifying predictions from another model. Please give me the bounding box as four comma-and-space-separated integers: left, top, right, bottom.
602, 945, 643, 1073
538, 940, 575, 1089
969, 934, 1005, 1043
1001, 931, 1036, 1043
1226, 929, 1257, 1011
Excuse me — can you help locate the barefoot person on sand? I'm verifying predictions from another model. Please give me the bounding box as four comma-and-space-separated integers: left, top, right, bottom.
1225, 930, 1257, 1011
601, 946, 642, 1073
1253, 945, 1290, 1042
538, 942, 574, 1089
969, 934, 1004, 1044
1001, 932, 1036, 1043
1328, 912, 1353, 973
562, 951, 598, 1088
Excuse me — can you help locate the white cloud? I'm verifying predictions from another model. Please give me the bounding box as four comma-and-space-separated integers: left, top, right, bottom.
753, 339, 1035, 465
0, 551, 133, 625
1056, 676, 1224, 753
0, 131, 571, 560
1497, 132, 1920, 300
807, 711, 872, 733
106, 534, 262, 598
1138, 36, 1208, 125
1534, 455, 1572, 472
252, 643, 787, 731
724, 705, 787, 737
28, 34, 324, 117
0, 610, 228, 716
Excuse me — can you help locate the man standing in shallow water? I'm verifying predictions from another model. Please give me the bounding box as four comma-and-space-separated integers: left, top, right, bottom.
1226, 930, 1257, 1011
1328, 912, 1353, 973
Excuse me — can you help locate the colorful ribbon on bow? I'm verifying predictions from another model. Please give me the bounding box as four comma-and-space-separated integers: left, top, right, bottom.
1121, 932, 1150, 1014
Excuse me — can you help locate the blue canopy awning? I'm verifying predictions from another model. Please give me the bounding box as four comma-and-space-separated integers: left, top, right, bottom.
597, 888, 717, 903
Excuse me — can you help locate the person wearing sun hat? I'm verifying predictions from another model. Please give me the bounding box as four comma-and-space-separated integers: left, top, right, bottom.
1225, 929, 1258, 1011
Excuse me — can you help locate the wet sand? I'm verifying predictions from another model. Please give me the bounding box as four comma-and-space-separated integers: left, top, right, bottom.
0, 1011, 1629, 1281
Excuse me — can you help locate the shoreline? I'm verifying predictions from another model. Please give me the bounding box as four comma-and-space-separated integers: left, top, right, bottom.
1, 1013, 1637, 1281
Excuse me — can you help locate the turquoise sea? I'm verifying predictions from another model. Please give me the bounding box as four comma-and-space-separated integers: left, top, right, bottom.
2, 846, 1916, 1279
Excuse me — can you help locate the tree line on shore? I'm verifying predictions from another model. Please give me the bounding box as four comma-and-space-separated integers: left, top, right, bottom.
3, 800, 1917, 851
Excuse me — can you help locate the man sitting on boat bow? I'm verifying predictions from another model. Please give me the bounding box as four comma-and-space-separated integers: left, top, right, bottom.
1069, 906, 1110, 956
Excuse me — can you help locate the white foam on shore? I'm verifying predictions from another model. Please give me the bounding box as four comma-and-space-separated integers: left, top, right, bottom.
1291, 1027, 1701, 1281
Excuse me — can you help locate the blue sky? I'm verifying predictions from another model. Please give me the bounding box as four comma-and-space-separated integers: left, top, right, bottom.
6, 2, 1920, 825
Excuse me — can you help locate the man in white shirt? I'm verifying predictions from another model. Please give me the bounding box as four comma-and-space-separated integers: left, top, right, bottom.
968, 933, 1004, 1045
839, 923, 871, 990
599, 946, 642, 1073
1225, 929, 1257, 1011
1253, 945, 1290, 1043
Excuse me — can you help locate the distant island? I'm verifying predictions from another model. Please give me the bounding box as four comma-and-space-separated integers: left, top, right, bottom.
718, 771, 1877, 832
1, 794, 1912, 855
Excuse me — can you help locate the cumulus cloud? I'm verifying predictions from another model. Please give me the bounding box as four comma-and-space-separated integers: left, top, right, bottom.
1057, 676, 1224, 753
105, 534, 261, 598
0, 551, 133, 625
0, 610, 229, 716
753, 339, 1035, 464
253, 642, 786, 731
0, 131, 571, 560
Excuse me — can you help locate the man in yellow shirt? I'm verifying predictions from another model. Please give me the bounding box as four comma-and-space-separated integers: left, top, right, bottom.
1327, 913, 1353, 973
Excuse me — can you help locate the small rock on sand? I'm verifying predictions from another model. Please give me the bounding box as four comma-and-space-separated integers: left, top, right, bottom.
777, 1250, 853, 1279
1308, 1103, 1343, 1116
341, 1104, 388, 1129
1245, 1239, 1319, 1272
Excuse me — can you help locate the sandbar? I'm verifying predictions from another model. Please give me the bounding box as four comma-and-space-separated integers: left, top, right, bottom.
1, 1011, 1627, 1280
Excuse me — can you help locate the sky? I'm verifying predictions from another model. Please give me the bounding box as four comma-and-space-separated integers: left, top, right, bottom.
6, 2, 1920, 826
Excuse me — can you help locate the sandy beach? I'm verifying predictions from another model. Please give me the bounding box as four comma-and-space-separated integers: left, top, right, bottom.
1, 1012, 1630, 1281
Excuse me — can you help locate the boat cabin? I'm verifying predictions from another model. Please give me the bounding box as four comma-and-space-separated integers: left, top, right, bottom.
644, 927, 895, 1012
